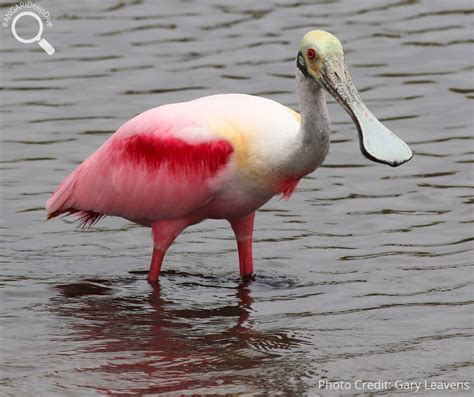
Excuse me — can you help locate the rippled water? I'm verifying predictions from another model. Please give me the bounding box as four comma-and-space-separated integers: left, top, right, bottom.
1, 0, 473, 395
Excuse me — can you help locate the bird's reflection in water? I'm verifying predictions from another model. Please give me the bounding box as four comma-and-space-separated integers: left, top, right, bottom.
53, 272, 306, 395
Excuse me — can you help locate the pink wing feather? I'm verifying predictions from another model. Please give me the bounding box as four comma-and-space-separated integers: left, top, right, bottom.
46, 106, 234, 226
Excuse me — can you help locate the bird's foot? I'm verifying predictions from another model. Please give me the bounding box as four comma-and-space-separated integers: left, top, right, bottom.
147, 276, 160, 284
241, 273, 255, 283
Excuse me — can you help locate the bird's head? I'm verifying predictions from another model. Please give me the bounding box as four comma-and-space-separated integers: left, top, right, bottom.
297, 30, 412, 167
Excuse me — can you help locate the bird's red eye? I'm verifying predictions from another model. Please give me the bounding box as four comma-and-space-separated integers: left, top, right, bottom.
306, 48, 316, 60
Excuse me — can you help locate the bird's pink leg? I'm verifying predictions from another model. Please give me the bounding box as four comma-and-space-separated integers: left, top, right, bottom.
229, 212, 256, 278
148, 249, 165, 283
149, 219, 188, 283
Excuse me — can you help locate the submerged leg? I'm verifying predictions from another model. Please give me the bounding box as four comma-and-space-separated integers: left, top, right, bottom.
229, 212, 256, 278
148, 219, 188, 283
148, 249, 166, 283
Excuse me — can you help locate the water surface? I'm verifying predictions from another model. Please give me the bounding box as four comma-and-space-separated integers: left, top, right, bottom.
1, 0, 473, 395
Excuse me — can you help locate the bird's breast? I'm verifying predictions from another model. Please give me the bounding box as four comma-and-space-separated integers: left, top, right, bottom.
191, 94, 329, 198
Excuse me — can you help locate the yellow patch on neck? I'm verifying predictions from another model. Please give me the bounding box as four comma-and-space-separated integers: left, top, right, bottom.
207, 119, 247, 159
288, 108, 301, 123
206, 118, 279, 185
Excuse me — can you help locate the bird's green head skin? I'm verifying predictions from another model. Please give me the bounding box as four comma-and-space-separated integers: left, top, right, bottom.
297, 30, 344, 80
296, 30, 413, 167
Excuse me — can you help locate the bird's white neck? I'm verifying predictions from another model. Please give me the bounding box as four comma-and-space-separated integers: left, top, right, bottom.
285, 71, 331, 177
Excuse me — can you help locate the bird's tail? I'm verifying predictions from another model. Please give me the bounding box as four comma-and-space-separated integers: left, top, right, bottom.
46, 167, 104, 227
46, 169, 78, 220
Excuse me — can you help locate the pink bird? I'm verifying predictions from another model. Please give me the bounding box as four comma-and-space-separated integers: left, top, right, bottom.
46, 31, 412, 282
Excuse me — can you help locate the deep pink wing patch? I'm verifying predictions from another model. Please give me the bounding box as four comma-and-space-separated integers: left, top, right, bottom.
46, 133, 234, 224
112, 134, 233, 176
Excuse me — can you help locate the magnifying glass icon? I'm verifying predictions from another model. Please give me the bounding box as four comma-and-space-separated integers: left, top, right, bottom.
11, 11, 55, 55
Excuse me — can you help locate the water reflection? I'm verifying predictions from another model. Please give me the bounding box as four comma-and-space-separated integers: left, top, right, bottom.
53, 275, 305, 394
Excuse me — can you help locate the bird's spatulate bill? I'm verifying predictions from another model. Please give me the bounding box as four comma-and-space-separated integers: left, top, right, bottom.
350, 99, 413, 167
321, 60, 413, 167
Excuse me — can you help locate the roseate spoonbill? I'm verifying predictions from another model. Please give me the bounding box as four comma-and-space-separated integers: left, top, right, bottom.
46, 30, 412, 282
